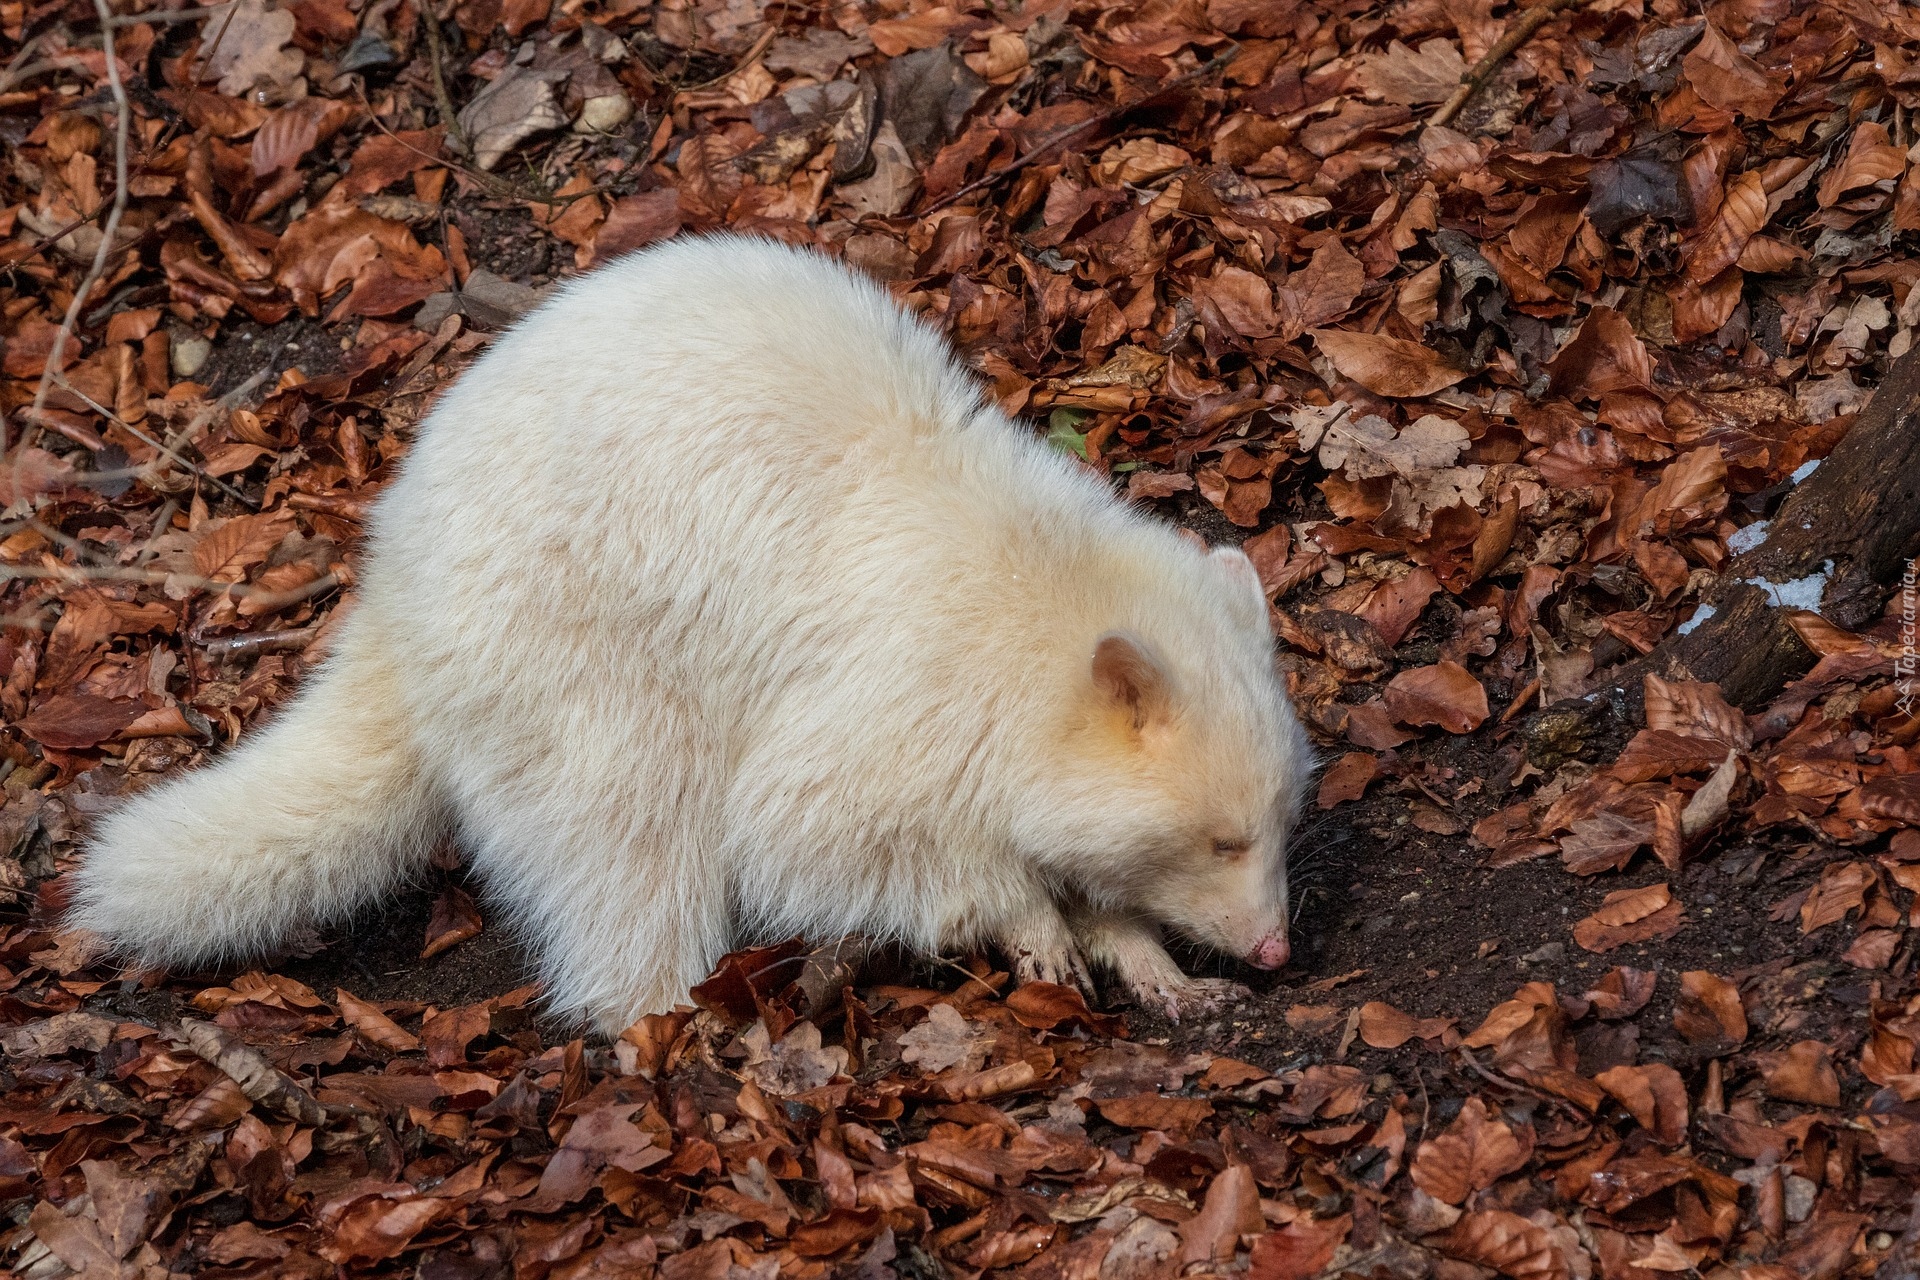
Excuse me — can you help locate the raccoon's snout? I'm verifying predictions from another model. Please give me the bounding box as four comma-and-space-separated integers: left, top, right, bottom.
1249, 933, 1291, 969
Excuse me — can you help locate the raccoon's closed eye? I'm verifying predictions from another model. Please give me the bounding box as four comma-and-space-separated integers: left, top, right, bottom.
1212, 838, 1250, 858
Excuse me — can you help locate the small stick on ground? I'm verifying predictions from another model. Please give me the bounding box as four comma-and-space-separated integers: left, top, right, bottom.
418, 0, 473, 163
1428, 0, 1589, 130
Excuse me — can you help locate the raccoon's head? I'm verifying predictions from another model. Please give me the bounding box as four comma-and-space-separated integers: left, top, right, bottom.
1019, 545, 1311, 969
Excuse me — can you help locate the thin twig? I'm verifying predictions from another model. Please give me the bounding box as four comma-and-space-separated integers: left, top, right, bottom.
351, 81, 603, 208
107, 2, 237, 25
683, 24, 777, 91
0, 32, 46, 93
0, 561, 337, 607
43, 373, 259, 509
200, 626, 321, 658
918, 42, 1241, 217
418, 0, 472, 162
1428, 0, 1590, 130
11, 0, 131, 462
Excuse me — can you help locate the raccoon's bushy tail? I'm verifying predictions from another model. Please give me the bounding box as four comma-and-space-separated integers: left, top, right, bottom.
67, 626, 441, 969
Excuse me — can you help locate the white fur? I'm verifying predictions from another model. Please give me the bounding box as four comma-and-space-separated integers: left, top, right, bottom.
69, 236, 1312, 1032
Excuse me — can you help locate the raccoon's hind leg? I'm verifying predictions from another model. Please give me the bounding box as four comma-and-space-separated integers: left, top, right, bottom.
488, 817, 731, 1037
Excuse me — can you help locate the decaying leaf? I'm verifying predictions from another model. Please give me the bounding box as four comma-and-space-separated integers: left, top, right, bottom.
898, 1002, 992, 1073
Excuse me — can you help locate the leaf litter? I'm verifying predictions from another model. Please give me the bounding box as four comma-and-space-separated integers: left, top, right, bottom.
3, 0, 1920, 1270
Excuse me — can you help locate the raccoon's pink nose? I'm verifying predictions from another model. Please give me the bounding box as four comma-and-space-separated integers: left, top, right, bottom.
1250, 934, 1290, 969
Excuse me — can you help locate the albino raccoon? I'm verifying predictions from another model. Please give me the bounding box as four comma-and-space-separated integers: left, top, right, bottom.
69, 235, 1312, 1033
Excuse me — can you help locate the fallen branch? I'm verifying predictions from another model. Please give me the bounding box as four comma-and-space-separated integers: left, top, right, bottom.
1428, 0, 1589, 130
40, 372, 258, 509
199, 625, 322, 658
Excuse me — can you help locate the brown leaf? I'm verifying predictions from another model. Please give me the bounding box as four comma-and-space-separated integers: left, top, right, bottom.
1411, 1097, 1531, 1204
1545, 307, 1651, 400
422, 1001, 492, 1068
21, 693, 147, 750
1573, 883, 1685, 953
1595, 1064, 1689, 1144
1003, 982, 1125, 1034
1096, 1094, 1214, 1133
1383, 661, 1489, 733
593, 190, 684, 263
1317, 752, 1381, 809
1357, 1001, 1456, 1049
1861, 774, 1920, 825
1673, 971, 1747, 1046
167, 1076, 253, 1131
526, 1102, 669, 1209
1642, 675, 1749, 749
791, 1207, 882, 1257
421, 885, 483, 959
1248, 1215, 1353, 1280
1682, 22, 1785, 118
192, 513, 295, 584
898, 1003, 991, 1074
1310, 329, 1468, 398
250, 97, 352, 176
1178, 1165, 1263, 1267
317, 1189, 453, 1263
1756, 1040, 1840, 1106
337, 128, 446, 198
1433, 1209, 1570, 1280
1581, 966, 1656, 1019
1354, 38, 1467, 105
1613, 730, 1729, 783
1285, 1003, 1349, 1036
1799, 861, 1873, 933
336, 989, 421, 1053
1685, 170, 1767, 285
1817, 121, 1908, 207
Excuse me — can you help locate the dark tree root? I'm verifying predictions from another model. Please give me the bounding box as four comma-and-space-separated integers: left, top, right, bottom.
1598, 345, 1920, 711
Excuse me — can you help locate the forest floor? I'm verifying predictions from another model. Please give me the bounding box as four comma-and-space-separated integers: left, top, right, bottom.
3, 0, 1920, 1275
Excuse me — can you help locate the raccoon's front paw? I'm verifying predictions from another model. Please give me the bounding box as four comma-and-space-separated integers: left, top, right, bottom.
1132, 976, 1250, 1022
1012, 942, 1094, 998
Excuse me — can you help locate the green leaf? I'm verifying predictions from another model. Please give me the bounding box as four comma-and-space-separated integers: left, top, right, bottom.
1046, 407, 1092, 460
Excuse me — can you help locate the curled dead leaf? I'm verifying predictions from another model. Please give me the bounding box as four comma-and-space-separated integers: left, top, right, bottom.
1572, 883, 1685, 953
1673, 971, 1747, 1046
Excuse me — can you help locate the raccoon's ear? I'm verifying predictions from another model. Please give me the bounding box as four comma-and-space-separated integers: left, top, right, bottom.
1091, 632, 1171, 731
1210, 546, 1266, 621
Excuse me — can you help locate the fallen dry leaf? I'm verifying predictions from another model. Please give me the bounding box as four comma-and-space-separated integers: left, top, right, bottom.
1572, 883, 1685, 953
1411, 1097, 1530, 1204
1383, 662, 1490, 733
1357, 1001, 1456, 1049
1756, 1040, 1841, 1106
1310, 330, 1469, 398
1673, 971, 1747, 1046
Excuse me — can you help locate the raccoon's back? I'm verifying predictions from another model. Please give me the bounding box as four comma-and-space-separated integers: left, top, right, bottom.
351, 237, 1099, 744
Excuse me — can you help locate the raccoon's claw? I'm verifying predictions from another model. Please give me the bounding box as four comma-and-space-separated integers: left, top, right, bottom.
1014, 944, 1094, 999
1135, 977, 1251, 1023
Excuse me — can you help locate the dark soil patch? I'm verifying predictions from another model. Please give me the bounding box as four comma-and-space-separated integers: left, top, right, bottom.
195, 313, 347, 398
